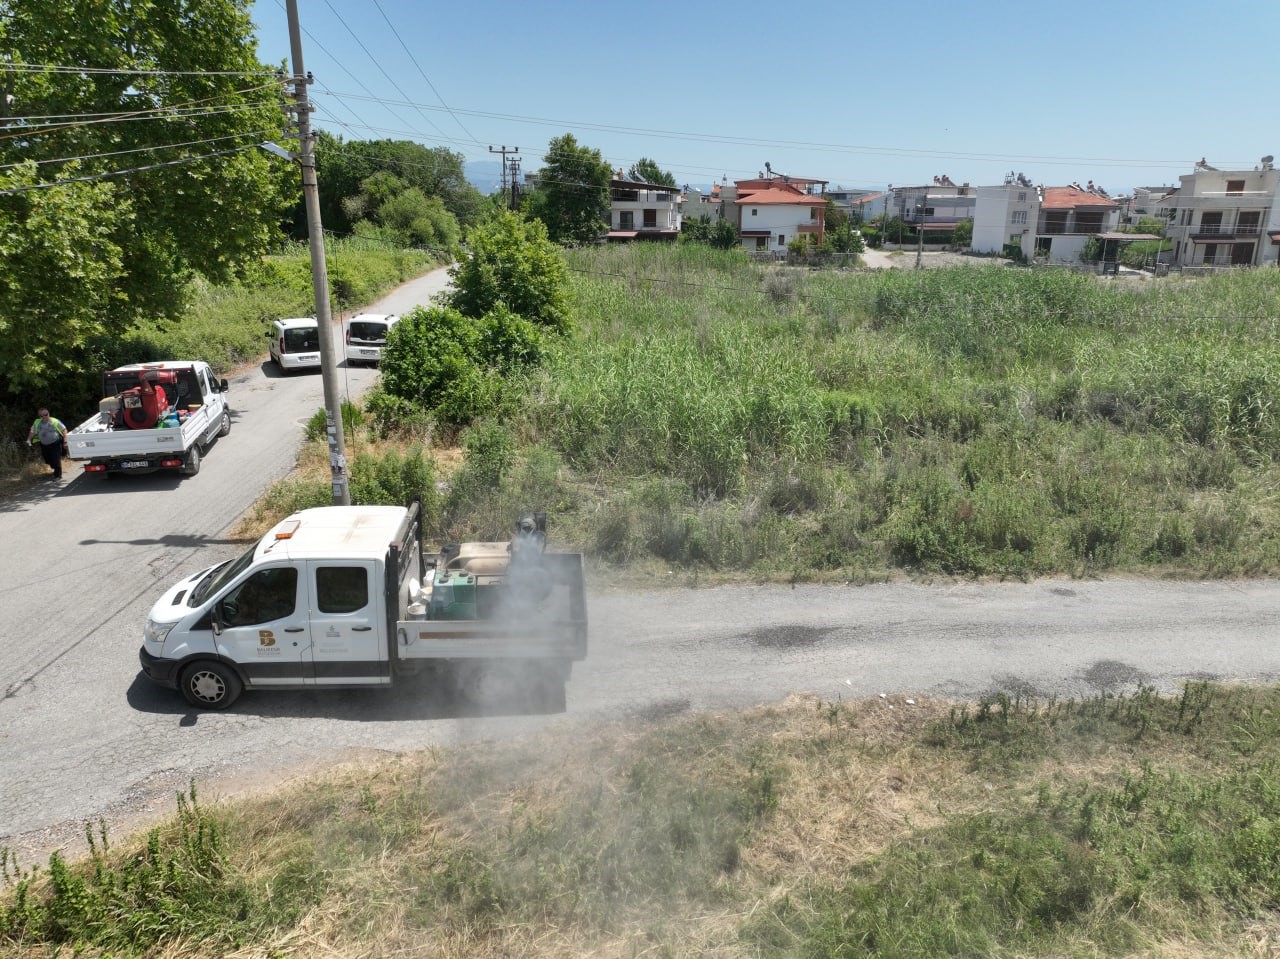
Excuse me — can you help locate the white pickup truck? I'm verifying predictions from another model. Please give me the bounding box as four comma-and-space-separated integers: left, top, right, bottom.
139, 502, 588, 711
66, 361, 230, 477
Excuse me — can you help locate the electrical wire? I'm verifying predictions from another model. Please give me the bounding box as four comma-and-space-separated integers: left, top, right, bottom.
0, 128, 281, 172
0, 144, 260, 194
317, 0, 450, 142
367, 0, 477, 145
2, 63, 279, 77
0, 80, 283, 141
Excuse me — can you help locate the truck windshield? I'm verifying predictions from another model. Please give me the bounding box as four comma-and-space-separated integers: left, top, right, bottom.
190, 543, 257, 605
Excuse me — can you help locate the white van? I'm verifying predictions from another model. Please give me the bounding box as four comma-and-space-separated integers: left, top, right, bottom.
344, 313, 399, 365
267, 317, 321, 372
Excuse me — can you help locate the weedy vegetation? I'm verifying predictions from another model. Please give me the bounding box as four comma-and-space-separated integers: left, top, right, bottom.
6, 683, 1280, 957
253, 244, 1280, 581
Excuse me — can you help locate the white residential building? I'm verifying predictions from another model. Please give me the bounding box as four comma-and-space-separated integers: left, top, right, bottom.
973, 179, 1040, 259
1163, 159, 1280, 269
607, 177, 682, 241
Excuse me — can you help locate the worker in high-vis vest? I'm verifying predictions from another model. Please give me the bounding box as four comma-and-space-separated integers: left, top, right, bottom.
28, 407, 69, 480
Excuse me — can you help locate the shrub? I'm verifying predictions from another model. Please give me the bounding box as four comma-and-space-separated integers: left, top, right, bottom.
446, 210, 571, 333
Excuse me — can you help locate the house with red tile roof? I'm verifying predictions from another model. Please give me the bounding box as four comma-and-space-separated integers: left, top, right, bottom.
1032, 185, 1120, 264
727, 178, 827, 253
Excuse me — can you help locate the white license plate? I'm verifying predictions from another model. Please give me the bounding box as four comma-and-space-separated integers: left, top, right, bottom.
121, 460, 150, 469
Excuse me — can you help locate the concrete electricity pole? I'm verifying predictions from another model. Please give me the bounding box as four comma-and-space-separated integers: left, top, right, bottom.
286, 0, 349, 505
489, 145, 519, 209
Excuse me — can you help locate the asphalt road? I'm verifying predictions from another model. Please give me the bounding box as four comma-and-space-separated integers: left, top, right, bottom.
3, 265, 1279, 863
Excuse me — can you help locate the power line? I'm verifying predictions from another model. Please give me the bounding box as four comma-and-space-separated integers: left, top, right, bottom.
0, 144, 260, 194
0, 80, 282, 141
368, 0, 477, 145
0, 128, 280, 172
0, 63, 279, 77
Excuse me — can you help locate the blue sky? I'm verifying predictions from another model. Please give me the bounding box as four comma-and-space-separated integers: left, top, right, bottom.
249, 0, 1279, 194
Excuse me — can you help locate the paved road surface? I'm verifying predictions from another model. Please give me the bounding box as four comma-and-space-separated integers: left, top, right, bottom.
2, 265, 1278, 864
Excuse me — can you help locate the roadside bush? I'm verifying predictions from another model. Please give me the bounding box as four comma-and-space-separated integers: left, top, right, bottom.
447, 210, 571, 332
349, 445, 439, 515
305, 400, 363, 441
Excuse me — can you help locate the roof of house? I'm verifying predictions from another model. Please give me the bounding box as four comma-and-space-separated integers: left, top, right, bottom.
1042, 186, 1119, 210
734, 187, 823, 206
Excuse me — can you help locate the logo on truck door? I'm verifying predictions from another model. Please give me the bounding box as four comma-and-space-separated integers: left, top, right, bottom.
258, 630, 277, 649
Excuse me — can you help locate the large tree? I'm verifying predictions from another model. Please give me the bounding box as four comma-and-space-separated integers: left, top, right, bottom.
0, 0, 292, 391
304, 134, 483, 239
524, 133, 612, 246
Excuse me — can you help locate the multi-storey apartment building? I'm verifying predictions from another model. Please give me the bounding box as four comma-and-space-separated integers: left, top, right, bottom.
1162, 159, 1279, 268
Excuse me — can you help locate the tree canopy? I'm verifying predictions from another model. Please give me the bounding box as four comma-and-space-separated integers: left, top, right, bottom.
523, 133, 612, 246
446, 209, 570, 333
303, 134, 483, 241
627, 157, 676, 188
0, 0, 291, 393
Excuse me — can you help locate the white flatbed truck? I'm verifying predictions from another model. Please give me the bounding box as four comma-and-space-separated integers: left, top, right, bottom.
139, 503, 588, 710
66, 360, 230, 477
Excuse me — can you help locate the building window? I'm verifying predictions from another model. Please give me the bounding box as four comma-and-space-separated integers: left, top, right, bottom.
777, 234, 785, 246
1012, 210, 1027, 224
1226, 180, 1245, 196
751, 208, 758, 216
1017, 191, 1027, 202
1200, 211, 1223, 234
643, 209, 657, 228
618, 211, 633, 230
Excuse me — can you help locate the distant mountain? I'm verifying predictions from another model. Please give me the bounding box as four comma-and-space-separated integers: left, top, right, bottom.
464, 160, 503, 195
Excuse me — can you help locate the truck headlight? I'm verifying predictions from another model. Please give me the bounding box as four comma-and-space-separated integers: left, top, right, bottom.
144, 618, 175, 646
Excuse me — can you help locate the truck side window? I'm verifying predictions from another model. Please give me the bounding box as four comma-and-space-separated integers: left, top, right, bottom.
223, 567, 298, 626
316, 566, 369, 614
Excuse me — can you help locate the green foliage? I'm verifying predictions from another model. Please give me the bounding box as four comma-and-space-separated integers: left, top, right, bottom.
0, 164, 130, 391
305, 400, 363, 442
680, 214, 741, 250
523, 133, 613, 245
0, 0, 292, 305
0, 783, 322, 953
349, 445, 440, 515
446, 209, 571, 333
303, 134, 484, 239
0, 0, 292, 406
626, 157, 677, 187
952, 217, 974, 246
378, 303, 543, 431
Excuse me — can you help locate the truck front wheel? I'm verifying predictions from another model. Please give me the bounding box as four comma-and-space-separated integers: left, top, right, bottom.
218, 410, 231, 437
180, 661, 242, 709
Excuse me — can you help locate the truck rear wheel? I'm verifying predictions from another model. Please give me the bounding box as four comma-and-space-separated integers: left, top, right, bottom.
180, 661, 242, 709
181, 446, 200, 476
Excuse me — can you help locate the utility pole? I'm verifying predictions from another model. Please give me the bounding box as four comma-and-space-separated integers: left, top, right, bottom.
286, 0, 348, 505
489, 145, 519, 208
916, 196, 925, 269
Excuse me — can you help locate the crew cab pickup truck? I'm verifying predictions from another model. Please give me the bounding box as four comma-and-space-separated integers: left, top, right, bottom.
139, 502, 588, 711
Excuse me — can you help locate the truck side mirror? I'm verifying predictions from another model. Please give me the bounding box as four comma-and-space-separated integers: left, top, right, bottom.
211, 602, 224, 636
219, 379, 229, 392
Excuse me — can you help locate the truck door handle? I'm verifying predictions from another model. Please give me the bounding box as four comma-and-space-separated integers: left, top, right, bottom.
284, 627, 305, 633
352, 626, 372, 632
